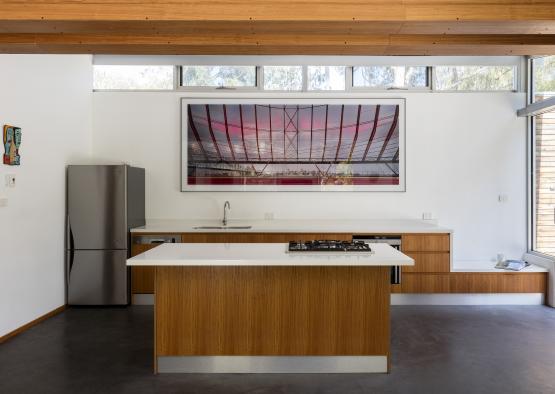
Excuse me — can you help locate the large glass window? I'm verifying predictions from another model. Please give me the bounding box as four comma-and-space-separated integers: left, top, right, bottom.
263, 66, 303, 90
434, 66, 515, 91
93, 65, 174, 90
181, 66, 256, 88
530, 56, 555, 256
307, 66, 345, 90
532, 109, 555, 256
352, 66, 428, 89
532, 56, 555, 102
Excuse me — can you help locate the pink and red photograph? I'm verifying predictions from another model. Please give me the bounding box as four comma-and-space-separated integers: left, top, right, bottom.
181, 99, 405, 191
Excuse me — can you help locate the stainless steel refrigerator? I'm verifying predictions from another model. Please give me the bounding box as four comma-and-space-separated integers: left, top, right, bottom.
66, 165, 145, 305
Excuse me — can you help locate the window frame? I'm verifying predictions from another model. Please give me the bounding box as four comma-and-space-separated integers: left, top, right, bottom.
350, 65, 432, 92
525, 56, 555, 260
92, 64, 178, 92
91, 57, 523, 94
432, 65, 518, 93
260, 65, 304, 92
176, 65, 260, 92
306, 65, 348, 91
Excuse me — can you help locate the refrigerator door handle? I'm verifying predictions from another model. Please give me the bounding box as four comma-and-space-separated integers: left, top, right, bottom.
68, 217, 75, 271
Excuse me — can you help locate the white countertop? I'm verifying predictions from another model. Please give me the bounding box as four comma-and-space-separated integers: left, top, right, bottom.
130, 219, 452, 234
126, 243, 415, 267
452, 260, 548, 273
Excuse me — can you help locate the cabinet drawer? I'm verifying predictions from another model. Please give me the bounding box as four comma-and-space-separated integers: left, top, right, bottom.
403, 252, 450, 273
391, 274, 450, 293
402, 234, 450, 252
449, 273, 547, 293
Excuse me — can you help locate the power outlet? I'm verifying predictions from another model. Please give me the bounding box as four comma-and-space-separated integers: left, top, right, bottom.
0, 197, 7, 207
264, 212, 275, 220
422, 212, 433, 220
5, 174, 16, 188
498, 194, 509, 203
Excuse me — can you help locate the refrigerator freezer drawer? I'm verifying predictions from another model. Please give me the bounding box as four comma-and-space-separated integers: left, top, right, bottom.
67, 250, 129, 305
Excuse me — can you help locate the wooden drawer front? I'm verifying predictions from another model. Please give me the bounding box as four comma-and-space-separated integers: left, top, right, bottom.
449, 273, 547, 293
402, 234, 450, 252
391, 274, 450, 293
182, 233, 352, 243
402, 252, 450, 273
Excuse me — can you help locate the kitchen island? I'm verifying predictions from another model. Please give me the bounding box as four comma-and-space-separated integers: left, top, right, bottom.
127, 242, 414, 373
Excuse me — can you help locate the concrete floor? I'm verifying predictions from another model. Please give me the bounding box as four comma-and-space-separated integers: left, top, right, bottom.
1, 306, 554, 394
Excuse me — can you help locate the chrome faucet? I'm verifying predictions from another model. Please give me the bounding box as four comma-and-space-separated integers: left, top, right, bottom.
222, 201, 231, 226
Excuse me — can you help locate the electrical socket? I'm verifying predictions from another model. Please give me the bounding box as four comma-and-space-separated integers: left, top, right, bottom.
422, 212, 433, 220
264, 212, 275, 220
0, 197, 8, 207
498, 194, 508, 203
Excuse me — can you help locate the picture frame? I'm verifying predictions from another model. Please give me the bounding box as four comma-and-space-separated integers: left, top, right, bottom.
181, 97, 405, 192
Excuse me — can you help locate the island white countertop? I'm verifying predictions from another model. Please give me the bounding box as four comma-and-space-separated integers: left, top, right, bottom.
126, 242, 415, 267
130, 219, 452, 234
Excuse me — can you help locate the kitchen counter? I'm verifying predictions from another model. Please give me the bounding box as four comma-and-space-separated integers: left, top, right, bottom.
128, 242, 412, 374
126, 242, 414, 267
130, 218, 452, 234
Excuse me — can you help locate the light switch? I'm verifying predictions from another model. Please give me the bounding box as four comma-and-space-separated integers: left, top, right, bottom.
5, 174, 16, 188
0, 197, 8, 207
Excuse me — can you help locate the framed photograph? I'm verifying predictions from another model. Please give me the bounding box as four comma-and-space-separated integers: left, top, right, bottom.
181, 98, 405, 192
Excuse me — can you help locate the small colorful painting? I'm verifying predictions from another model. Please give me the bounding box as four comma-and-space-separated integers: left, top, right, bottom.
3, 125, 21, 166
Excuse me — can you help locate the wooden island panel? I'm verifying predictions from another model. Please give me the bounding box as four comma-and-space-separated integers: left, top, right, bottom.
155, 266, 390, 356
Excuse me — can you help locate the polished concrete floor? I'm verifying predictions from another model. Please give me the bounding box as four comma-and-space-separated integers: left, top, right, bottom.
1, 305, 554, 394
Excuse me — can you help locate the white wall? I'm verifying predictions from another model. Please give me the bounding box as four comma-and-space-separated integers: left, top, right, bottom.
0, 55, 92, 337
92, 92, 527, 262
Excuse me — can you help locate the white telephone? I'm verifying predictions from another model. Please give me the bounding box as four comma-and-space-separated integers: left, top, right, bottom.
495, 260, 530, 271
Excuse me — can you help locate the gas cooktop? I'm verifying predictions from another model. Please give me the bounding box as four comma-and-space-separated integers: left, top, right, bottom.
288, 240, 372, 252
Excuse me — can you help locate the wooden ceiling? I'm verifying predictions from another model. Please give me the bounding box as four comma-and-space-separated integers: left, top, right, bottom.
0, 1, 554, 55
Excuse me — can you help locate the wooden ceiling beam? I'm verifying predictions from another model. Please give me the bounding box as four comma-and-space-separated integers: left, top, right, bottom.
0, 1, 553, 55
0, 33, 553, 55
1, 20, 555, 36
0, 1, 554, 21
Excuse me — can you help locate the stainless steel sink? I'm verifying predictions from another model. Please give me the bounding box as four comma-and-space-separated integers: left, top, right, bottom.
193, 226, 252, 230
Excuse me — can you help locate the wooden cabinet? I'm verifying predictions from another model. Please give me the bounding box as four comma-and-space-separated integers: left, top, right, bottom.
182, 233, 352, 243
395, 234, 451, 292
402, 234, 450, 252
449, 273, 547, 293
130, 230, 547, 298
